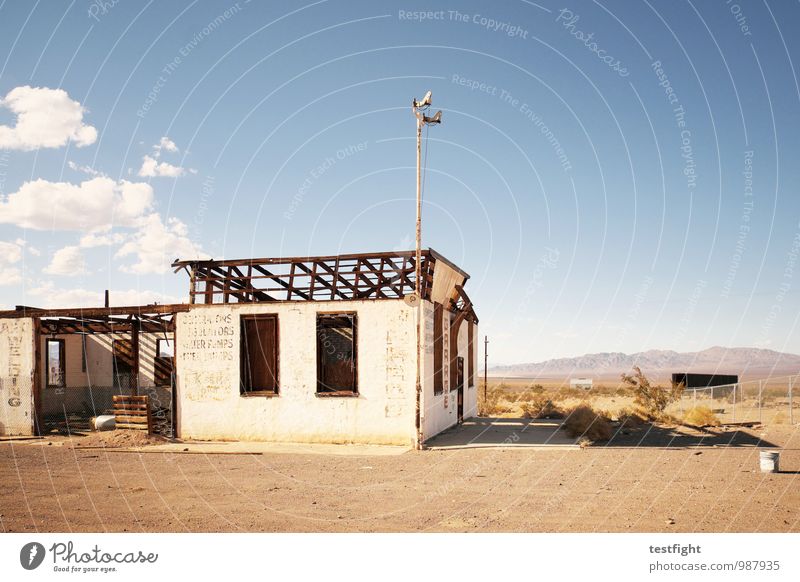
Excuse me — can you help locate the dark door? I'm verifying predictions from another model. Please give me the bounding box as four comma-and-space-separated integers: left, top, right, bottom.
456, 356, 464, 423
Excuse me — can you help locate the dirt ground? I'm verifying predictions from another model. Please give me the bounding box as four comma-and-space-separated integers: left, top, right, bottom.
1, 423, 799, 533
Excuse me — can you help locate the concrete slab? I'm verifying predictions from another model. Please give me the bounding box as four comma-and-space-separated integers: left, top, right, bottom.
425, 417, 580, 449
74, 440, 411, 457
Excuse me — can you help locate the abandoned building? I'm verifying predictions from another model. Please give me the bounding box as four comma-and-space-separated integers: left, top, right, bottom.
0, 249, 478, 446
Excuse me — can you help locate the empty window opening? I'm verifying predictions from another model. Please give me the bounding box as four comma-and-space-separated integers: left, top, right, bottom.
240, 315, 279, 395
433, 302, 444, 395
155, 338, 175, 386
316, 313, 357, 395
46, 339, 65, 388
112, 339, 135, 389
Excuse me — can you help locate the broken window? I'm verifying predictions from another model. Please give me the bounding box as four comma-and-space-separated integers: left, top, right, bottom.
468, 321, 475, 387
433, 302, 444, 395
46, 339, 65, 388
154, 338, 174, 386
240, 315, 279, 395
316, 313, 357, 395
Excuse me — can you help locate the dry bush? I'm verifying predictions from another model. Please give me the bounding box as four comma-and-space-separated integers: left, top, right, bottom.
621, 366, 683, 421
478, 384, 511, 416
770, 411, 788, 425
616, 406, 648, 427
520, 394, 565, 419
682, 405, 720, 427
562, 404, 613, 442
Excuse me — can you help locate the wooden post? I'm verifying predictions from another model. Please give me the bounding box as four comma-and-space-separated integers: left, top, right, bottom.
131, 322, 139, 397
31, 317, 43, 436
790, 376, 794, 425
484, 335, 488, 414
758, 379, 763, 424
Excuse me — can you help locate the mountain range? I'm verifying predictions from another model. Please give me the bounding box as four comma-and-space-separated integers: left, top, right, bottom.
490, 347, 800, 380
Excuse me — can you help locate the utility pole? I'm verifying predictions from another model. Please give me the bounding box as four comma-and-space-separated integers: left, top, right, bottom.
484, 335, 489, 409
412, 91, 441, 450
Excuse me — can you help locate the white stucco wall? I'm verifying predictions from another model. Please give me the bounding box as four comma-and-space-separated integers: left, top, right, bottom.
0, 318, 35, 436
175, 300, 417, 445
420, 301, 478, 441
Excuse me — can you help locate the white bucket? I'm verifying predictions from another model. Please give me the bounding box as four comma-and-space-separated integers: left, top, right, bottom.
92, 415, 116, 431
759, 450, 780, 473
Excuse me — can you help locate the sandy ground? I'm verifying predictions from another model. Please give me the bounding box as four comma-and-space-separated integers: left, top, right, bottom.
1, 423, 799, 533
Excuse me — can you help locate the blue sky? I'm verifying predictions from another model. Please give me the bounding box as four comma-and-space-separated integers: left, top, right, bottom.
0, 0, 798, 364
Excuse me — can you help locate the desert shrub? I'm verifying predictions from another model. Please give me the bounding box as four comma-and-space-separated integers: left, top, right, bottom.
562, 404, 613, 442
616, 406, 648, 427
478, 384, 511, 416
517, 390, 538, 403
770, 411, 788, 425
520, 394, 565, 419
620, 366, 683, 421
682, 405, 720, 427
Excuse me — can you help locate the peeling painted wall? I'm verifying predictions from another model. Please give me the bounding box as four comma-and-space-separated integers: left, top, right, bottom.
420, 302, 478, 441
176, 300, 417, 445
0, 318, 34, 435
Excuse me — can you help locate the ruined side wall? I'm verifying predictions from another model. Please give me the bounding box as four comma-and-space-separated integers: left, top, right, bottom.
39, 332, 165, 388
420, 303, 478, 442
0, 318, 34, 435
176, 300, 417, 445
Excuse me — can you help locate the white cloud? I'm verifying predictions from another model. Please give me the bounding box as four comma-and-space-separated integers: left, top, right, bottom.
0, 176, 153, 230
0, 86, 97, 151
138, 154, 186, 177
115, 213, 208, 274
0, 240, 23, 286
68, 160, 102, 177
136, 136, 193, 177
43, 245, 87, 276
79, 231, 125, 248
156, 136, 178, 154
28, 281, 182, 308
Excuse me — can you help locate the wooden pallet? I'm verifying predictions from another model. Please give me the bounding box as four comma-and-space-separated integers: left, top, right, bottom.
113, 395, 152, 433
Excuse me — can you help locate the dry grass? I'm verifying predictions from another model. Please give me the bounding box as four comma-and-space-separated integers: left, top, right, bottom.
616, 406, 648, 427
519, 394, 565, 419
682, 406, 721, 427
562, 404, 613, 442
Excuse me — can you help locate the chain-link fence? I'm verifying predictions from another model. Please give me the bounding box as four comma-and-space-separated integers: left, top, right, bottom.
40, 374, 174, 437
671, 374, 799, 424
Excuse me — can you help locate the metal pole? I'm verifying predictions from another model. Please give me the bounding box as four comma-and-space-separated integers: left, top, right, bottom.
758, 379, 763, 424
414, 110, 423, 450
484, 335, 489, 414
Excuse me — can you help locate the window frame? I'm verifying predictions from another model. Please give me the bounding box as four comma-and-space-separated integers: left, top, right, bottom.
46, 338, 66, 388
156, 337, 174, 358
239, 314, 280, 397
315, 312, 358, 397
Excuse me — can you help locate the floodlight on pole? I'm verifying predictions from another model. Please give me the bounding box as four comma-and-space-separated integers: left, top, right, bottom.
412, 90, 442, 450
